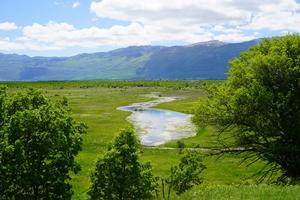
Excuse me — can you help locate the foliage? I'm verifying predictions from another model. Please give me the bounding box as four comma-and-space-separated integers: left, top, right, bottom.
168, 151, 206, 196
0, 88, 87, 200
1, 80, 220, 90
170, 184, 300, 200
176, 141, 185, 154
88, 128, 158, 200
0, 82, 281, 199
193, 35, 300, 181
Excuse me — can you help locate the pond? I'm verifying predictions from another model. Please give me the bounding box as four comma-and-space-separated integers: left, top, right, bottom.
118, 96, 196, 146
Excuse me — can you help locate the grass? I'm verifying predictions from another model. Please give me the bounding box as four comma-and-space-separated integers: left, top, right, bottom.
162, 127, 220, 148
55, 87, 160, 199
1, 80, 299, 199
174, 184, 300, 200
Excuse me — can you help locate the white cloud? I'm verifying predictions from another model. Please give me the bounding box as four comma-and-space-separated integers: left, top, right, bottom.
0, 37, 59, 51
2, 0, 300, 52
90, 0, 300, 39
16, 21, 150, 50
215, 33, 256, 43
243, 11, 300, 32
72, 2, 80, 8
0, 20, 259, 51
0, 22, 17, 31
90, 0, 289, 26
14, 21, 253, 51
90, 0, 249, 26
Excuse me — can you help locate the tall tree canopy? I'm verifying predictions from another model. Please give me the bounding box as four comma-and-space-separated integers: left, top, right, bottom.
0, 88, 87, 199
88, 128, 158, 200
193, 35, 300, 181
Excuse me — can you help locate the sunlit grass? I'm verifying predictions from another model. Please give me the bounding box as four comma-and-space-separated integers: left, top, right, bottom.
2, 81, 298, 200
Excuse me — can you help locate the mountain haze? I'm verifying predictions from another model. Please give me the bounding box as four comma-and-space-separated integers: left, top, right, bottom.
0, 39, 261, 81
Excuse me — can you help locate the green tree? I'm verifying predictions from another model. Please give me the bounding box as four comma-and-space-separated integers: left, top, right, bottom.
193, 35, 300, 181
176, 140, 185, 154
88, 128, 158, 200
0, 88, 86, 199
167, 151, 206, 196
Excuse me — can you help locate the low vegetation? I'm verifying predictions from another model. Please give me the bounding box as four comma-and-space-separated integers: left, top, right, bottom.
1, 79, 299, 199
0, 35, 299, 200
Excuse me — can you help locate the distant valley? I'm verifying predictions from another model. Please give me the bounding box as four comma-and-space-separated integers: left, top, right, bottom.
0, 39, 261, 81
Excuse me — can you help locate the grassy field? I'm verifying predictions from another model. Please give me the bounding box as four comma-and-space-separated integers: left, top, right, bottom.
1, 81, 299, 199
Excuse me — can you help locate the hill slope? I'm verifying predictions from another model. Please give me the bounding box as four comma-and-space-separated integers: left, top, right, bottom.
137, 40, 260, 79
0, 39, 260, 80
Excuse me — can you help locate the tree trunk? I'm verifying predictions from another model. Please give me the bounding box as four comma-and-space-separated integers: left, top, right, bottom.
33, 185, 39, 200
161, 177, 165, 199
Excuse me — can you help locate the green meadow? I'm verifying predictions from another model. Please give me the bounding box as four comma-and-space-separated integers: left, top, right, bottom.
2, 81, 300, 199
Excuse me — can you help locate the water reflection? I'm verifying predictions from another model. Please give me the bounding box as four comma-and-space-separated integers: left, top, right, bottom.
118, 97, 196, 146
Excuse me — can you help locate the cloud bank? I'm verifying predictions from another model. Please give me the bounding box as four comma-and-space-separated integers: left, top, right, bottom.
1, 0, 300, 52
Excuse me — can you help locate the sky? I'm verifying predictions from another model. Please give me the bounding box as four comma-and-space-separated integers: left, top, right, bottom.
0, 0, 300, 56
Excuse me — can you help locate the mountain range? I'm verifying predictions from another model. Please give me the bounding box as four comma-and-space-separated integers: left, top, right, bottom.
0, 39, 261, 81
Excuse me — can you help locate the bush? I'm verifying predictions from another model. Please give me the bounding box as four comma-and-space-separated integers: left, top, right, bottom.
168, 151, 206, 196
88, 128, 158, 200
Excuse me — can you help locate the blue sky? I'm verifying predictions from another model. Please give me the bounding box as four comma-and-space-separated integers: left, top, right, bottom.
0, 0, 300, 56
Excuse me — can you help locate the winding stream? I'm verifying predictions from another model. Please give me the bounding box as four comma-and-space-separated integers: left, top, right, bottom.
118, 96, 196, 146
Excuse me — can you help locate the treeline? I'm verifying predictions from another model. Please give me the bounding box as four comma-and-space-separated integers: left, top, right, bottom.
0, 80, 222, 90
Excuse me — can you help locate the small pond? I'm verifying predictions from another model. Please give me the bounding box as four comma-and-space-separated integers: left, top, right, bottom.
118, 96, 196, 146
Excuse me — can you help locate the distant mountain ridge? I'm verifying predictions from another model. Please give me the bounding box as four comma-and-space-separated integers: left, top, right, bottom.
0, 39, 261, 81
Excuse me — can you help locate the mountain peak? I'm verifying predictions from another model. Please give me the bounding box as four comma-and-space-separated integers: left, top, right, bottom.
188, 40, 227, 47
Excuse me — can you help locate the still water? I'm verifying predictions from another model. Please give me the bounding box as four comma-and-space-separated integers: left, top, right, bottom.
118, 97, 196, 146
